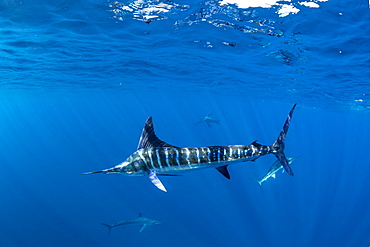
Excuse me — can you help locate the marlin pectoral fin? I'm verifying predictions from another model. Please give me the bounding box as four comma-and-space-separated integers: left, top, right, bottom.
139, 224, 147, 232
215, 165, 230, 179
148, 170, 167, 192
272, 174, 276, 179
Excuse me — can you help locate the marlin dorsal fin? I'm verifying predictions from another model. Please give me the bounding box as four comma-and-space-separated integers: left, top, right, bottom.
137, 117, 178, 149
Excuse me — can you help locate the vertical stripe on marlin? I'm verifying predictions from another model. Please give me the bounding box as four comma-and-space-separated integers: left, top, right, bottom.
222, 147, 228, 161
141, 149, 153, 169
198, 147, 209, 163
237, 146, 244, 159
219, 147, 226, 161
246, 146, 253, 157
155, 149, 163, 169
208, 146, 219, 162
185, 148, 191, 164
228, 147, 233, 160
231, 147, 238, 159
148, 150, 155, 168
149, 149, 160, 169
258, 146, 262, 155
215, 147, 220, 162
138, 149, 150, 170
167, 148, 179, 167
178, 148, 190, 165
207, 146, 228, 162
158, 149, 169, 168
251, 145, 256, 156
207, 147, 211, 162
174, 149, 180, 166
187, 148, 199, 164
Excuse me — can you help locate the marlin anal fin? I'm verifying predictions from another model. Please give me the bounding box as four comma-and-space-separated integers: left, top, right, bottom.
216, 165, 230, 179
139, 224, 147, 232
148, 170, 167, 192
137, 117, 178, 149
272, 104, 297, 176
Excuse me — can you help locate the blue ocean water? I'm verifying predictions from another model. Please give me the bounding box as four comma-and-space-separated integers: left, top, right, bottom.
1, 0, 370, 246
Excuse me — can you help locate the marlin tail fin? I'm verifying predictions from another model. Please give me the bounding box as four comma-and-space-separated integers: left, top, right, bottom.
101, 223, 113, 237
272, 104, 297, 176
249, 178, 262, 186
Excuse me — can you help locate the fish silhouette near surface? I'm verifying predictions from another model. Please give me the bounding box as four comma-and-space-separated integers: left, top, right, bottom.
83, 104, 297, 192
195, 114, 220, 127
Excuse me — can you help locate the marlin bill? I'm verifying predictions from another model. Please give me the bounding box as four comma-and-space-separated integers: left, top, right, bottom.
251, 156, 301, 186
83, 104, 297, 192
101, 214, 161, 236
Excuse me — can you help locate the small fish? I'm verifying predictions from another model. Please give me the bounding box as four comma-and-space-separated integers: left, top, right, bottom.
101, 214, 161, 236
195, 114, 220, 127
251, 156, 301, 186
83, 104, 297, 192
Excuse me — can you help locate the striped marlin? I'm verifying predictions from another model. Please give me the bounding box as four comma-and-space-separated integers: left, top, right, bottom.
83, 104, 297, 192
101, 213, 161, 236
250, 155, 301, 186
195, 114, 220, 127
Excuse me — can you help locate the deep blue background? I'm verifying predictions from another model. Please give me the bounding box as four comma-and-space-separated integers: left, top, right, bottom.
1, 0, 370, 246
